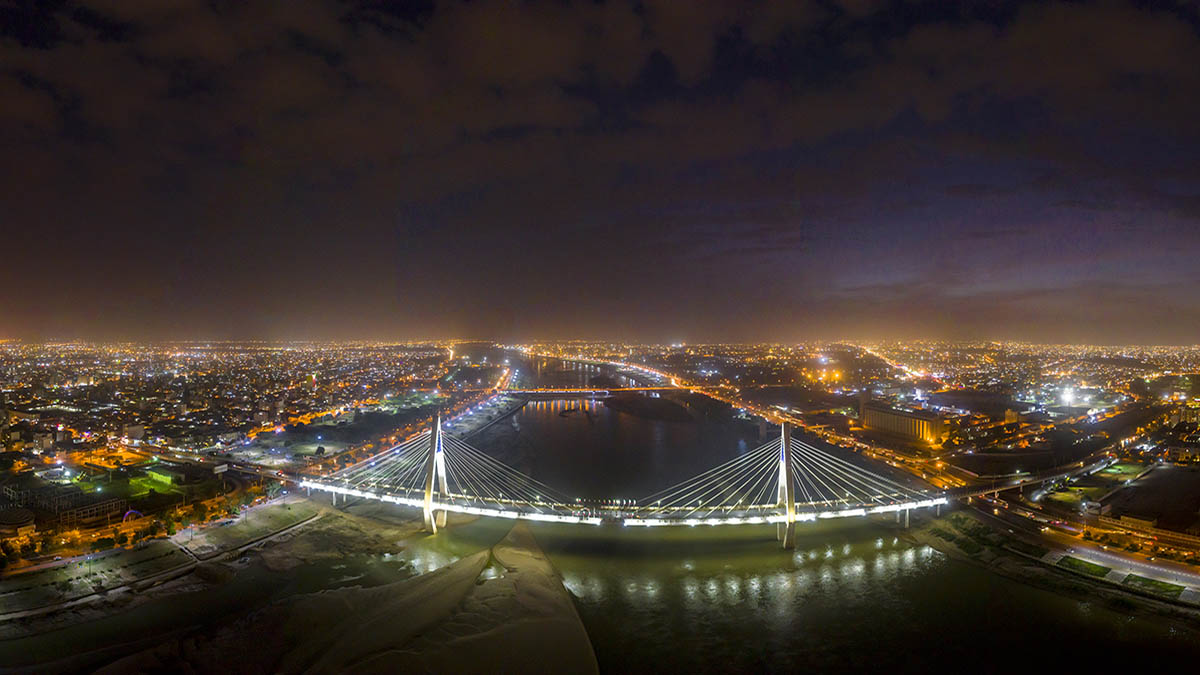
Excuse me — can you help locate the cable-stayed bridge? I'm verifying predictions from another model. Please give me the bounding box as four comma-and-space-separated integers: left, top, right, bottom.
301, 416, 948, 547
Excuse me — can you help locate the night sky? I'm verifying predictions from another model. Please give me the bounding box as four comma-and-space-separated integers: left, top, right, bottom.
3, 1, 1200, 343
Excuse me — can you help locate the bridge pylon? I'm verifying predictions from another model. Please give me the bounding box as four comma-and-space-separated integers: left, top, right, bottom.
423, 414, 449, 533
777, 422, 796, 549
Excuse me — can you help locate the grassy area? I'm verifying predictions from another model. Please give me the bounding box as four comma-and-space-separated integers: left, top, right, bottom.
930, 527, 956, 543
1099, 462, 1144, 478
946, 514, 1002, 551
0, 540, 192, 615
1057, 555, 1111, 578
1122, 574, 1184, 599
1044, 463, 1144, 508
930, 526, 983, 555
289, 441, 348, 457
186, 500, 318, 557
1005, 540, 1049, 559
70, 474, 185, 503
1045, 487, 1094, 507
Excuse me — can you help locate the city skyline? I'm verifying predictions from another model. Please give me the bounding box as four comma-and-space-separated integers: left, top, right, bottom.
4, 1, 1200, 343
5, 2, 1200, 669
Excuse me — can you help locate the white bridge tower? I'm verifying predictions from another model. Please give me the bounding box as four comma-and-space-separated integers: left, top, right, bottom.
423, 415, 449, 533
777, 422, 796, 549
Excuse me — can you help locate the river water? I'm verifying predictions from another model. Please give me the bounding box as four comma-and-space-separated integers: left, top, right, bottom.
397, 386, 1200, 672
5, 354, 1200, 671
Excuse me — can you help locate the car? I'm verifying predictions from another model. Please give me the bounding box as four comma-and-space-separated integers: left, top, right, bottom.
53, 556, 62, 561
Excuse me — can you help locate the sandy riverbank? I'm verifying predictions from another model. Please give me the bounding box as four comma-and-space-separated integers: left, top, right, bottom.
0, 498, 424, 649
255, 498, 427, 571
96, 521, 597, 673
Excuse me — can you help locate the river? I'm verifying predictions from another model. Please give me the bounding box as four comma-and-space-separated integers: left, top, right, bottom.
5, 354, 1200, 671
395, 390, 1200, 672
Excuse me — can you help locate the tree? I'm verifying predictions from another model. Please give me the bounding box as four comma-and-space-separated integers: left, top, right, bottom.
1129, 378, 1150, 398
192, 502, 208, 522
92, 537, 114, 551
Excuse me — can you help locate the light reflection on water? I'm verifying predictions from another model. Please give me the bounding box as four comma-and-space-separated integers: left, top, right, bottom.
394, 370, 1200, 673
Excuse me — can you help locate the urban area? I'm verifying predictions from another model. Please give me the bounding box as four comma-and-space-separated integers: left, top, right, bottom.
3, 340, 1200, 670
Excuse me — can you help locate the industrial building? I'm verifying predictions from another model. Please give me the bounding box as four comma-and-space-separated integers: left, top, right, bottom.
860, 401, 946, 445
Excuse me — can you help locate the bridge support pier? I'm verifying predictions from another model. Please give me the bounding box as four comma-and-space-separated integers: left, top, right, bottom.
777, 521, 795, 548
778, 423, 796, 549
904, 508, 910, 529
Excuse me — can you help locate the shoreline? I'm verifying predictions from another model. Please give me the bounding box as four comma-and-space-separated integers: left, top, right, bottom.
602, 394, 693, 423
0, 496, 597, 673
906, 511, 1200, 626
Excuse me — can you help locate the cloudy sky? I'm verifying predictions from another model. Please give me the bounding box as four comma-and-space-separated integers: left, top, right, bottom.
3, 1, 1199, 343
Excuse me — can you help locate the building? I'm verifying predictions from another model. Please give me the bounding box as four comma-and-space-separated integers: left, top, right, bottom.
1170, 404, 1200, 426
0, 508, 35, 539
1, 473, 126, 529
861, 401, 946, 445
147, 465, 185, 485
1167, 444, 1200, 463
1120, 514, 1158, 530
54, 493, 127, 528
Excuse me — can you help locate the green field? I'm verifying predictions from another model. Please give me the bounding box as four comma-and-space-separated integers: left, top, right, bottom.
1099, 462, 1144, 479
1045, 488, 1093, 508
1056, 555, 1111, 578
186, 500, 318, 558
1046, 463, 1145, 508
0, 540, 192, 615
1122, 574, 1184, 599
288, 441, 349, 457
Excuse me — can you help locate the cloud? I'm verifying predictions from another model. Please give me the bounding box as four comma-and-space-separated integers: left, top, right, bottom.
2, 0, 1200, 341
945, 183, 1014, 197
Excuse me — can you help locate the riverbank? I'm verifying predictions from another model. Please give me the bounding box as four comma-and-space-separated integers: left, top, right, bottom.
603, 394, 692, 423
448, 393, 528, 441
908, 510, 1200, 626
91, 521, 597, 673
180, 495, 320, 560
0, 497, 426, 655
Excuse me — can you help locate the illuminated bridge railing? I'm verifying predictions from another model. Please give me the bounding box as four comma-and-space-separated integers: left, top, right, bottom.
300, 420, 947, 531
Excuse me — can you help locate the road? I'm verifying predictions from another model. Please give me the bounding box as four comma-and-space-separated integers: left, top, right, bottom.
970, 499, 1200, 590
